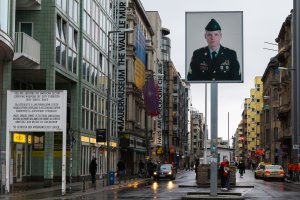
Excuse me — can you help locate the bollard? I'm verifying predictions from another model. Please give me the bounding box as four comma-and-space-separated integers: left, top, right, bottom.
82, 176, 85, 192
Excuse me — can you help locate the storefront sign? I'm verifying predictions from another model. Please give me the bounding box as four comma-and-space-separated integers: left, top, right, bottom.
13, 133, 26, 143
81, 136, 89, 143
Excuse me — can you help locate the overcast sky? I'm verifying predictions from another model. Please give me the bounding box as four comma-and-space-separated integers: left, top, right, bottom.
140, 0, 293, 142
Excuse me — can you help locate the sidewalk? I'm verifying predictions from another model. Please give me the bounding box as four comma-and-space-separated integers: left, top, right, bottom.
0, 176, 152, 200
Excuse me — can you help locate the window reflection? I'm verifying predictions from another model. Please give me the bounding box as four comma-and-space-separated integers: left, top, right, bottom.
0, 0, 9, 34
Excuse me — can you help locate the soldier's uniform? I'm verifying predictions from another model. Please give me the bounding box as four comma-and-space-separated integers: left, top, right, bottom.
187, 45, 241, 81
187, 18, 241, 81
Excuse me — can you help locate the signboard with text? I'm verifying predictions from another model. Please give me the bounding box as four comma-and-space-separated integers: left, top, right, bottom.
117, 0, 128, 131
6, 90, 67, 132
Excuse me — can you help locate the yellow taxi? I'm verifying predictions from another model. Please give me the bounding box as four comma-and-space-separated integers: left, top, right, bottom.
254, 162, 285, 181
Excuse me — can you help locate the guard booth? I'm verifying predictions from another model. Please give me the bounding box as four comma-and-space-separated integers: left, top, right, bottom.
196, 164, 237, 186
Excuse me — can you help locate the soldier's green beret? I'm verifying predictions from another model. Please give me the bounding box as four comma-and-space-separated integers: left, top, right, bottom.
205, 18, 221, 31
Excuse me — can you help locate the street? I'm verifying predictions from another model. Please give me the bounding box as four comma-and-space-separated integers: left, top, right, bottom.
70, 169, 300, 200
1, 169, 300, 200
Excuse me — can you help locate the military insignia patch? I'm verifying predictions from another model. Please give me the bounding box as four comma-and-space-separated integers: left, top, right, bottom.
200, 62, 208, 70
221, 60, 230, 66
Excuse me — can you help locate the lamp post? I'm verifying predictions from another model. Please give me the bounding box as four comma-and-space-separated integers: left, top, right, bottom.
106, 29, 133, 185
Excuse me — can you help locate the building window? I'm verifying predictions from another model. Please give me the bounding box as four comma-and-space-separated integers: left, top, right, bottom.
0, 0, 10, 34
20, 22, 33, 36
56, 15, 75, 70
274, 127, 278, 142
255, 84, 260, 91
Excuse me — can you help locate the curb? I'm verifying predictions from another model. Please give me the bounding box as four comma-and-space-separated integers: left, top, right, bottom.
179, 184, 254, 188
182, 192, 245, 200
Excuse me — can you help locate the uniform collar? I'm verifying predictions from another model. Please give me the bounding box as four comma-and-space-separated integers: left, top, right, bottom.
208, 46, 221, 55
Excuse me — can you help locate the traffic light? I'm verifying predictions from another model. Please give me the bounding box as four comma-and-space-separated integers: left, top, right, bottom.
240, 136, 244, 143
96, 129, 106, 142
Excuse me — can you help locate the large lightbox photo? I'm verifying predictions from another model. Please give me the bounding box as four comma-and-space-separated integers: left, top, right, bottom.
186, 11, 243, 83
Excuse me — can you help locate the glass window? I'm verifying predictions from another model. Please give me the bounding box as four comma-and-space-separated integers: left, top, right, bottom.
20, 22, 33, 36
68, 0, 73, 19
74, 1, 78, 23
73, 53, 77, 74
61, 44, 66, 67
62, 20, 67, 42
68, 49, 73, 71
68, 26, 73, 47
0, 0, 9, 34
56, 15, 61, 38
56, 40, 61, 64
56, 0, 61, 7
62, 0, 67, 12
73, 29, 78, 50
83, 60, 87, 80
87, 64, 90, 82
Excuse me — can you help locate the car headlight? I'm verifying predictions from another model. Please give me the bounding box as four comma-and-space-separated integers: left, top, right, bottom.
168, 171, 172, 175
153, 172, 157, 175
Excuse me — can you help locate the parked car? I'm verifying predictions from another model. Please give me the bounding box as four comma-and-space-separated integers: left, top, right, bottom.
153, 164, 176, 181
255, 163, 285, 181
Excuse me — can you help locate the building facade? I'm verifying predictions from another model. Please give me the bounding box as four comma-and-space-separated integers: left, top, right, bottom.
261, 13, 293, 170
189, 109, 204, 163
0, 0, 142, 187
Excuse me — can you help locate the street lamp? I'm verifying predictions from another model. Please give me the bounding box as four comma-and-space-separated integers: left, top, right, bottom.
106, 28, 133, 185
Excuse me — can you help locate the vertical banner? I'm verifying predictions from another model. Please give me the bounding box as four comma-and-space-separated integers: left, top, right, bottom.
156, 73, 164, 146
117, 0, 128, 131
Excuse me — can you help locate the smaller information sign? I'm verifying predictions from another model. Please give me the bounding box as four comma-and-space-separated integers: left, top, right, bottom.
7, 90, 67, 132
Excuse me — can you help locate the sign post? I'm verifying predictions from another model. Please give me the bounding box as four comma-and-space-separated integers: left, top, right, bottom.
6, 90, 67, 195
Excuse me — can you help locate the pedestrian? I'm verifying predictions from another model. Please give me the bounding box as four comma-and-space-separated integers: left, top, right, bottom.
89, 157, 97, 184
288, 162, 293, 180
292, 163, 297, 181
219, 159, 230, 191
251, 160, 256, 171
224, 160, 231, 190
147, 160, 154, 177
117, 160, 126, 184
138, 160, 145, 177
195, 159, 200, 180
191, 161, 195, 171
238, 160, 245, 178
187, 18, 241, 81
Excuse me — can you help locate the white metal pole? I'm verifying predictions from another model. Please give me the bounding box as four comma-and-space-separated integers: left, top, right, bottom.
293, 0, 300, 165
204, 83, 208, 164
62, 90, 67, 195
5, 90, 12, 193
210, 83, 218, 196
228, 112, 230, 149
5, 127, 10, 193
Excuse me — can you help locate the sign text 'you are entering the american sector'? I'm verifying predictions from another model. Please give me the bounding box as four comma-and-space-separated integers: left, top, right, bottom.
7, 90, 67, 132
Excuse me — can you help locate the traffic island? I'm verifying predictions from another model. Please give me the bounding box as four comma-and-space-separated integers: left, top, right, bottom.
182, 192, 245, 200
196, 164, 237, 186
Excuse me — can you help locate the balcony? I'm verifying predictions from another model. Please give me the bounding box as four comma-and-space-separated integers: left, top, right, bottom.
16, 0, 41, 10
13, 32, 40, 69
263, 104, 269, 110
278, 103, 290, 120
281, 74, 290, 85
270, 79, 280, 86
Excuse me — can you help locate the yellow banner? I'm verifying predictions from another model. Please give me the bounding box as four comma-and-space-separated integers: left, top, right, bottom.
135, 58, 145, 89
